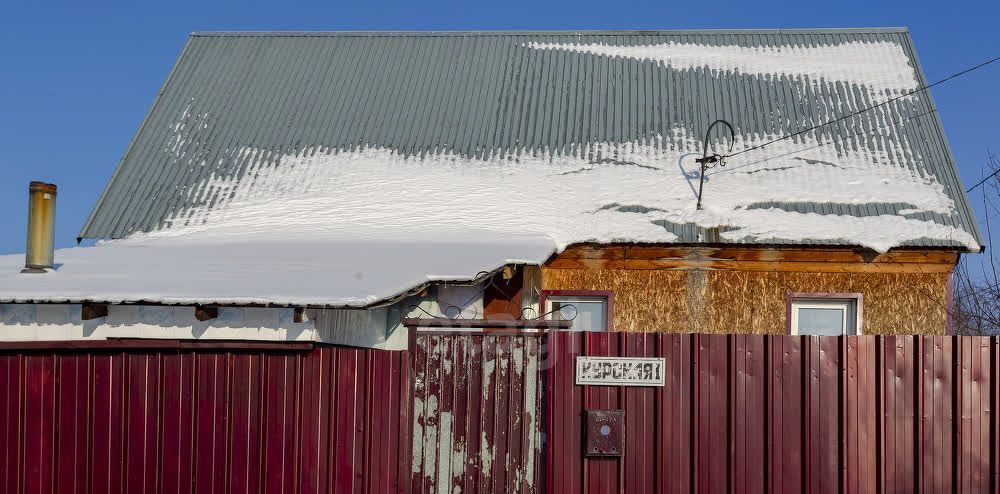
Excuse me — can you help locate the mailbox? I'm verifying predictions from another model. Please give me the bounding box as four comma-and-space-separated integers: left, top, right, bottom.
584, 409, 624, 457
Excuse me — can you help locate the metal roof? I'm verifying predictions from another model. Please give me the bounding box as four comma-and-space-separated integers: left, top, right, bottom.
79, 29, 983, 250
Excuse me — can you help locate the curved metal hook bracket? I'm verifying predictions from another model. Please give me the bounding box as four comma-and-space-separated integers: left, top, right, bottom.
695, 119, 736, 210
404, 268, 578, 324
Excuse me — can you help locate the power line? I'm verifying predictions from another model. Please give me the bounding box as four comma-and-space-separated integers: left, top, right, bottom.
967, 167, 1000, 193
709, 108, 938, 176
724, 55, 1000, 161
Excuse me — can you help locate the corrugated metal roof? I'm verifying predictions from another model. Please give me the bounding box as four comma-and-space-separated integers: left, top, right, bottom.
79, 29, 983, 250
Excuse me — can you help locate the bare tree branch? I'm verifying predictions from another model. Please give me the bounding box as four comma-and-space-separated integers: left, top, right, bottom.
952, 151, 1000, 335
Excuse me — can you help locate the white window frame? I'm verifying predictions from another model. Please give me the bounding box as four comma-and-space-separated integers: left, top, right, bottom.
787, 293, 863, 336
541, 291, 612, 332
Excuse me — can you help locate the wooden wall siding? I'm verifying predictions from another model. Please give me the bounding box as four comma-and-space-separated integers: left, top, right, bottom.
546, 332, 998, 494
542, 247, 954, 334
547, 245, 959, 273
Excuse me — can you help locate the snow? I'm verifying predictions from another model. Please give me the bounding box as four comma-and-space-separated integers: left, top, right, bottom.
0, 38, 979, 308
164, 127, 978, 253
0, 122, 978, 306
0, 230, 555, 306
527, 40, 919, 95
718, 210, 975, 253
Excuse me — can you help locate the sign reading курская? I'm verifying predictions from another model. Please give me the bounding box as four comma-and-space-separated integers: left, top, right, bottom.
575, 356, 666, 387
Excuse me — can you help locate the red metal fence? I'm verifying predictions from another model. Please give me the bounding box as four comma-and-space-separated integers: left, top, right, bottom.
0, 341, 410, 494
2, 334, 999, 494
546, 332, 999, 494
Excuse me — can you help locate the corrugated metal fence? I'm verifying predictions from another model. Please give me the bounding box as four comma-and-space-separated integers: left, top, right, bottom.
546, 332, 999, 494
0, 342, 410, 494
2, 334, 1000, 493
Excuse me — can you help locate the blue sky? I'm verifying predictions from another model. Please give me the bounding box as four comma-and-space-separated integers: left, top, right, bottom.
2, 0, 998, 259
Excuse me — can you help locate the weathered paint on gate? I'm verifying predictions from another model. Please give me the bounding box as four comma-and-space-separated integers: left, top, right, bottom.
0, 342, 411, 494
545, 332, 1000, 494
411, 333, 544, 494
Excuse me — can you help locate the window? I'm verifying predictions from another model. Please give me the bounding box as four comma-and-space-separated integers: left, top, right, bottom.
541, 291, 612, 332
788, 293, 862, 336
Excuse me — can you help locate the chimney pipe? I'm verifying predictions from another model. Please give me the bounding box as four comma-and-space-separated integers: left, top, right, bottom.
23, 181, 57, 273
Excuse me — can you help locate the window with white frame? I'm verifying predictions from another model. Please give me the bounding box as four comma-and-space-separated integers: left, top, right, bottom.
789, 295, 861, 336
543, 291, 611, 332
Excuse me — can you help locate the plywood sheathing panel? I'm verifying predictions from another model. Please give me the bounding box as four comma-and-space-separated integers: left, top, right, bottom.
541, 269, 949, 335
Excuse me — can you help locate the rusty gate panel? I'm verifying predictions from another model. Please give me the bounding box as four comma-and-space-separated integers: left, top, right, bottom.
0, 342, 411, 494
411, 333, 544, 494
545, 332, 1000, 494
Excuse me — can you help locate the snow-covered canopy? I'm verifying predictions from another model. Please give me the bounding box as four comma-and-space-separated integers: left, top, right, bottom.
0, 230, 554, 306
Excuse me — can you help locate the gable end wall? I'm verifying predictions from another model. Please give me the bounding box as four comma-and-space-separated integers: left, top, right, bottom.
541, 247, 954, 335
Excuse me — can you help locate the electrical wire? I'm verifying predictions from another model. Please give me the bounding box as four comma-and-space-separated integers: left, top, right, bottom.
708, 108, 938, 176
723, 55, 1000, 161
966, 167, 1000, 193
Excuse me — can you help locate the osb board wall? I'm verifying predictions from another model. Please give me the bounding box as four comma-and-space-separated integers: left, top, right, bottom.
541, 269, 950, 335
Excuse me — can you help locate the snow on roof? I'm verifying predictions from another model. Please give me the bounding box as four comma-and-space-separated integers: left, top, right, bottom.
78, 30, 981, 246
165, 130, 979, 253
0, 125, 977, 306
526, 40, 919, 95
0, 230, 555, 306
0, 30, 981, 307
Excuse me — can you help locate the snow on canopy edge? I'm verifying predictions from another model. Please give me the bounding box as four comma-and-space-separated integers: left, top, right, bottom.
0, 232, 558, 307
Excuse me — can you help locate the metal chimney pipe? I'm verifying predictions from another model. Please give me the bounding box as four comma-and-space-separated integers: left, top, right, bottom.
23, 181, 57, 273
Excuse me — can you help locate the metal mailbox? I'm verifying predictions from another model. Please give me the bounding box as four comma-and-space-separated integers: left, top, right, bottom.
584, 409, 624, 457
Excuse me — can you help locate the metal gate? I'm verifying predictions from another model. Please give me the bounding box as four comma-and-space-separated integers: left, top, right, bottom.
410, 333, 545, 494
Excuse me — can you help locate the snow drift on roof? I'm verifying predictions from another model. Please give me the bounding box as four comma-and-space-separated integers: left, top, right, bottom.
526, 40, 919, 95
0, 133, 978, 306
0, 126, 978, 306
163, 126, 978, 253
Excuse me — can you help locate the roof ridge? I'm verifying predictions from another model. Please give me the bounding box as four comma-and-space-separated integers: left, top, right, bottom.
189, 27, 911, 37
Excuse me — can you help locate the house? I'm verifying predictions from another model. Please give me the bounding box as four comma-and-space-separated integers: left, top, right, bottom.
2, 28, 996, 494
0, 29, 983, 344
